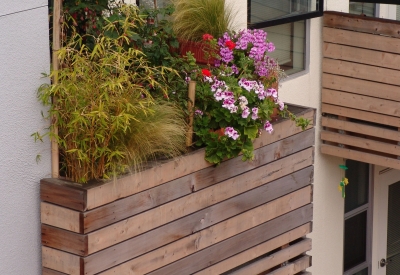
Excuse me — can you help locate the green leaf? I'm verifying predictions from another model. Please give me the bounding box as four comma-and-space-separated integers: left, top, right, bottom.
244, 126, 258, 140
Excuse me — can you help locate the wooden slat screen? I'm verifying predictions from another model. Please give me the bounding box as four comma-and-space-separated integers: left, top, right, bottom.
322, 11, 400, 169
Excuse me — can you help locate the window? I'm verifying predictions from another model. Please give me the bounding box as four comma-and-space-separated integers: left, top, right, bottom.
247, 0, 323, 75
343, 160, 373, 275
349, 2, 376, 17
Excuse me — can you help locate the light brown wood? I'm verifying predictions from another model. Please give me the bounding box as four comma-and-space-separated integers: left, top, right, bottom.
41, 202, 81, 233
193, 223, 312, 275
323, 27, 400, 54
321, 131, 400, 156
323, 58, 400, 87
81, 167, 314, 274
322, 74, 400, 102
103, 205, 313, 275
321, 117, 400, 142
324, 11, 400, 38
220, 239, 311, 275
42, 225, 87, 256
321, 103, 400, 128
83, 128, 315, 233
91, 187, 311, 275
268, 255, 312, 275
186, 80, 196, 146
87, 148, 314, 254
322, 88, 400, 118
321, 144, 400, 170
42, 246, 81, 275
324, 42, 400, 71
42, 267, 68, 275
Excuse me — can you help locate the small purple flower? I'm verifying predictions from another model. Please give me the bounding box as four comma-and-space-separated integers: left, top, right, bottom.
264, 121, 273, 134
267, 42, 275, 52
222, 98, 236, 110
268, 88, 278, 99
195, 110, 203, 116
231, 65, 239, 74
242, 106, 250, 118
276, 99, 285, 111
225, 127, 240, 140
251, 107, 259, 120
214, 91, 223, 101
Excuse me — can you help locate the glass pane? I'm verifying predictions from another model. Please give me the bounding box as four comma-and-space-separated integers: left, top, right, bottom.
263, 20, 305, 75
397, 5, 400, 21
387, 181, 400, 275
344, 211, 367, 271
352, 267, 368, 275
250, 0, 319, 23
349, 2, 375, 17
345, 160, 369, 213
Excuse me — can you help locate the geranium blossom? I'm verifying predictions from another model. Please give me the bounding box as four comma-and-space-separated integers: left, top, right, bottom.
264, 121, 273, 133
225, 127, 239, 140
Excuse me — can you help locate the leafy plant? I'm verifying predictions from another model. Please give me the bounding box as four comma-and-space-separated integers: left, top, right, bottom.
35, 5, 187, 183
170, 0, 237, 42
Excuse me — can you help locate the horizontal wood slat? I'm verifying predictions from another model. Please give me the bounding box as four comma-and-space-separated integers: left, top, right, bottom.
193, 223, 312, 275
40, 106, 315, 274
228, 239, 311, 275
322, 74, 400, 102
321, 144, 400, 170
324, 11, 400, 38
323, 27, 400, 54
42, 268, 68, 275
322, 89, 400, 118
268, 255, 312, 275
324, 42, 400, 71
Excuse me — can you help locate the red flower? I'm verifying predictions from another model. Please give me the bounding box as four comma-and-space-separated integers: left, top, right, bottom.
202, 69, 211, 77
202, 34, 214, 41
225, 40, 236, 50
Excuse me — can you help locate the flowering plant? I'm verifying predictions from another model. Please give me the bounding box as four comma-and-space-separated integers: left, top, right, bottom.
192, 29, 310, 165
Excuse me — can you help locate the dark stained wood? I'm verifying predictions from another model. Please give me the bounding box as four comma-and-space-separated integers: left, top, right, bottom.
42, 225, 87, 256
144, 204, 313, 275
40, 178, 86, 211
324, 11, 400, 38
82, 129, 315, 233
42, 268, 68, 275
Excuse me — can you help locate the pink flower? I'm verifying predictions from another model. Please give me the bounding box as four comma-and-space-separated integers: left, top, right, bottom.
251, 107, 259, 120
202, 69, 211, 77
225, 127, 240, 140
202, 33, 214, 41
264, 121, 273, 134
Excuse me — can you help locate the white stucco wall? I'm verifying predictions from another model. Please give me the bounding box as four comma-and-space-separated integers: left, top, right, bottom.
0, 3, 51, 275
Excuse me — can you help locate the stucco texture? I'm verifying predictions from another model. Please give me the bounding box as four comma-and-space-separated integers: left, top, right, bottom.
0, 5, 51, 275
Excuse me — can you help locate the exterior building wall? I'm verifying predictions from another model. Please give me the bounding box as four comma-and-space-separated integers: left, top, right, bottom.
0, 2, 51, 275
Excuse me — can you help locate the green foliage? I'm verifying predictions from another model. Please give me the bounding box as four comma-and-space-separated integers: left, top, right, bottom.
37, 5, 187, 183
170, 0, 237, 42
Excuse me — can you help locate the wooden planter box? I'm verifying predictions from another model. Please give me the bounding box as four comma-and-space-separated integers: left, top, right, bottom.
41, 106, 315, 275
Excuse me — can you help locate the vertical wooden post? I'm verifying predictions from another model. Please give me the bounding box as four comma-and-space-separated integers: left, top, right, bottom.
51, 0, 61, 178
186, 81, 196, 147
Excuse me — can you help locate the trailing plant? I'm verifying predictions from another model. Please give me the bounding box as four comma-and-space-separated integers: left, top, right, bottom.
192, 30, 310, 165
170, 0, 237, 42
35, 5, 187, 183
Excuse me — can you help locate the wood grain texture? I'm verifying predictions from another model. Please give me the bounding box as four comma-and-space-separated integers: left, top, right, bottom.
323, 26, 400, 54
267, 255, 312, 275
40, 179, 86, 211
321, 117, 400, 142
87, 148, 314, 254
324, 42, 400, 71
42, 246, 81, 275
323, 58, 400, 87
82, 128, 315, 233
228, 238, 312, 275
41, 202, 81, 233
42, 225, 87, 256
193, 223, 312, 275
324, 11, 400, 38
321, 144, 400, 170
82, 167, 313, 274
42, 268, 68, 275
322, 74, 400, 103
101, 204, 313, 275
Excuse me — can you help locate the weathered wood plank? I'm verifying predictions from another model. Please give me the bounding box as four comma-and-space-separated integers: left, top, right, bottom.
41, 202, 81, 233
323, 27, 400, 54
90, 187, 311, 275
322, 88, 400, 118
42, 247, 81, 275
324, 11, 400, 38
321, 144, 400, 170
321, 117, 400, 142
229, 239, 312, 275
267, 255, 312, 275
42, 225, 87, 256
40, 179, 86, 211
321, 103, 400, 128
101, 204, 313, 275
83, 128, 315, 233
322, 74, 400, 103
324, 42, 400, 71
87, 148, 314, 254
323, 58, 400, 87
193, 223, 312, 275
82, 167, 313, 273
321, 131, 400, 156
42, 268, 68, 275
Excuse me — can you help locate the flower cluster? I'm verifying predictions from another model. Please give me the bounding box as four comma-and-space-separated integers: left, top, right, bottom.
193, 29, 307, 165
